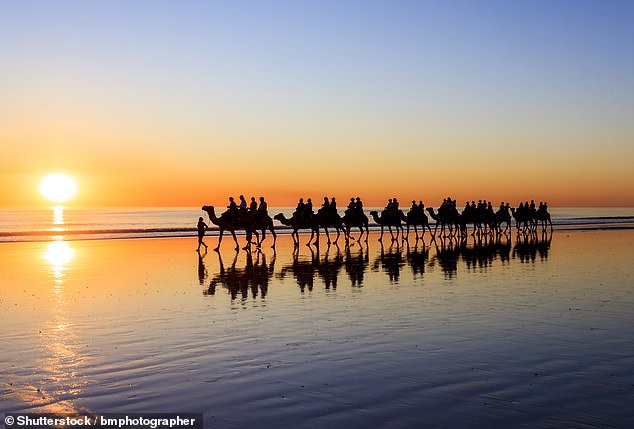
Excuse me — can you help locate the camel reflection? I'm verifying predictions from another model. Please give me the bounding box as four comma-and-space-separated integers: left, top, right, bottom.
406, 242, 429, 278
429, 237, 460, 278
200, 233, 554, 298
429, 232, 519, 278
204, 250, 276, 299
373, 241, 406, 283
344, 243, 369, 287
461, 233, 512, 271
278, 244, 345, 292
513, 231, 552, 263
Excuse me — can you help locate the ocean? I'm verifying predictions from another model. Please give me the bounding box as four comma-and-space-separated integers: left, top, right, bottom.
1, 206, 633, 242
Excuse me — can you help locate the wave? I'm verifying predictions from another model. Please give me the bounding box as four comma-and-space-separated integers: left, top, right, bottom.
1, 207, 633, 243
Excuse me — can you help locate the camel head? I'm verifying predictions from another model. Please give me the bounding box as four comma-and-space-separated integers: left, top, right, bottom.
201, 205, 215, 213
273, 213, 290, 225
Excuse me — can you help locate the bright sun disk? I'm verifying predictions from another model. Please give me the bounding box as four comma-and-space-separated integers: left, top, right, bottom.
40, 174, 78, 203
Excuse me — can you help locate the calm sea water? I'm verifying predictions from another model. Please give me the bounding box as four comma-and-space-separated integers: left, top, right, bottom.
1, 231, 633, 428
1, 206, 633, 242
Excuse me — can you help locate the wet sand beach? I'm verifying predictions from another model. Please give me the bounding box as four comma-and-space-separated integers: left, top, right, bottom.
1, 229, 633, 428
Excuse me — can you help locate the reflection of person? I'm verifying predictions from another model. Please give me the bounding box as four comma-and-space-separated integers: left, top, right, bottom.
197, 217, 208, 251
197, 250, 207, 285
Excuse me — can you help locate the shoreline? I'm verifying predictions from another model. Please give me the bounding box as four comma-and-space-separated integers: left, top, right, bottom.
1, 221, 634, 244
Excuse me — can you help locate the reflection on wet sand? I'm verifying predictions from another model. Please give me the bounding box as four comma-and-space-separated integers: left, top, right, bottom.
513, 231, 552, 263
344, 244, 369, 287
278, 245, 347, 292
203, 250, 276, 299
200, 231, 553, 299
14, 239, 89, 414
373, 242, 406, 283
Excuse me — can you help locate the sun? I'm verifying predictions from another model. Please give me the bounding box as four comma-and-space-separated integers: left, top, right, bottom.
39, 174, 78, 203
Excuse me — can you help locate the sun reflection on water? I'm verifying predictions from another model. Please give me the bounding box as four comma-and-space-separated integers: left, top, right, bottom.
34, 239, 87, 412
45, 240, 75, 288
51, 205, 66, 233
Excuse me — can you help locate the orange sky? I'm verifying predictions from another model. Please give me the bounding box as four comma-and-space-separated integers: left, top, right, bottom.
1, 2, 633, 208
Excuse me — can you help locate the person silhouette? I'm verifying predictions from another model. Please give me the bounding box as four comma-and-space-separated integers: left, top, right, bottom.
196, 216, 208, 251
258, 197, 268, 215
306, 198, 313, 214
329, 197, 338, 217
227, 196, 237, 211
322, 197, 330, 210
355, 197, 363, 213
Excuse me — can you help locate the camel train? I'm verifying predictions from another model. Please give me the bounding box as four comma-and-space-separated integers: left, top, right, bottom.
202, 197, 552, 251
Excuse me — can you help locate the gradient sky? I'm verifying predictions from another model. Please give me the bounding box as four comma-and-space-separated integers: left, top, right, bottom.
1, 0, 633, 207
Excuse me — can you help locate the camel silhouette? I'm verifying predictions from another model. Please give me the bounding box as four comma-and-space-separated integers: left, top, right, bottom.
535, 207, 553, 232
314, 210, 345, 245
510, 207, 535, 234
404, 207, 433, 241
369, 210, 405, 242
252, 213, 277, 248
341, 211, 369, 243
273, 213, 319, 247
202, 205, 255, 251
426, 207, 459, 238
494, 207, 512, 234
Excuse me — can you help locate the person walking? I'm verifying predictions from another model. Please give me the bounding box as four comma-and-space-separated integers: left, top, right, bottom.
196, 216, 208, 251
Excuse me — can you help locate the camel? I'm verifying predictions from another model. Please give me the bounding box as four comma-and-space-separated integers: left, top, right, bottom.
510, 207, 535, 234
341, 211, 370, 243
202, 205, 255, 251
494, 208, 512, 234
273, 213, 319, 247
252, 213, 277, 248
404, 208, 433, 241
314, 210, 345, 245
535, 207, 553, 232
426, 207, 459, 238
369, 210, 405, 242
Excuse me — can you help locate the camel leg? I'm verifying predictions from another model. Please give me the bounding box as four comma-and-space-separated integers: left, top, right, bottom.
251, 231, 260, 248
324, 227, 331, 245
389, 226, 395, 242
258, 229, 265, 247
378, 226, 384, 242
270, 227, 277, 248
215, 228, 224, 252
334, 227, 340, 244
242, 230, 251, 250
292, 230, 299, 246
230, 230, 239, 251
